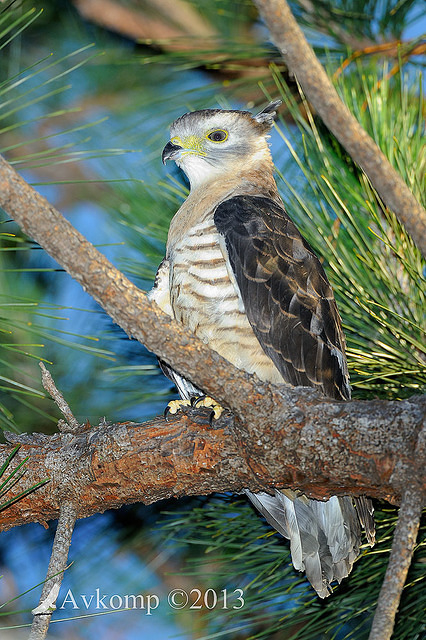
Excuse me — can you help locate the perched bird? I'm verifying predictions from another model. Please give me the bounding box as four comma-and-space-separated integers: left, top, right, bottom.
149, 100, 375, 598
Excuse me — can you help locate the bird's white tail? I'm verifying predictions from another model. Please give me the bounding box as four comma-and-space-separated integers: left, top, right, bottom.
245, 489, 374, 598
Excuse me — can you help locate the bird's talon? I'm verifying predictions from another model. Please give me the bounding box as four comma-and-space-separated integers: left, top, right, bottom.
164, 397, 225, 421
164, 399, 192, 419
190, 395, 204, 406
192, 396, 225, 420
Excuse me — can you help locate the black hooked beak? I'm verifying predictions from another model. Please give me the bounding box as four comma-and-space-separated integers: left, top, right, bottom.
162, 141, 183, 165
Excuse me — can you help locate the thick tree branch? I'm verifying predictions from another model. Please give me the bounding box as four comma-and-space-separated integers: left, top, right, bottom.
0, 153, 425, 485
253, 0, 426, 257
1, 127, 425, 640
0, 390, 425, 532
0, 154, 425, 526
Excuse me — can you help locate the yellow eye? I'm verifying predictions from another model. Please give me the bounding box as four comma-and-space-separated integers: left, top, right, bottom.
171, 136, 181, 146
207, 129, 228, 143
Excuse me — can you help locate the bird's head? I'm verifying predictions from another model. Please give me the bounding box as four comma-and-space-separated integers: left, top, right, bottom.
162, 100, 281, 189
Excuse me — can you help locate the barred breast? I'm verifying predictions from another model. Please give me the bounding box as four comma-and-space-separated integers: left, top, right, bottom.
170, 217, 283, 384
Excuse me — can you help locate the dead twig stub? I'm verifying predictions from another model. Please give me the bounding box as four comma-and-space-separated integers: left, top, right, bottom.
39, 362, 80, 432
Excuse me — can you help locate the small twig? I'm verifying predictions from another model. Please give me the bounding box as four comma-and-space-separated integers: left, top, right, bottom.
28, 501, 77, 640
368, 485, 424, 640
333, 41, 426, 80
39, 362, 80, 432
369, 419, 425, 640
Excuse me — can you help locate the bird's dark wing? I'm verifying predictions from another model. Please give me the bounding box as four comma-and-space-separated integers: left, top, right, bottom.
214, 195, 350, 400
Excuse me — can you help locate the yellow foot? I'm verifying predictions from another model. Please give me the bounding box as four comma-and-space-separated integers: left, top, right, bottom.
164, 396, 225, 423
164, 399, 192, 418
192, 396, 225, 421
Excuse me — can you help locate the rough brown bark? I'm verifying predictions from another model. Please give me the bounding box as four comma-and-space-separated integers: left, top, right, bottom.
253, 0, 426, 257
0, 153, 425, 532
1, 391, 425, 532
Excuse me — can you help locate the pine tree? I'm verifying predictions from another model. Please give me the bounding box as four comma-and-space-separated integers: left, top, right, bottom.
0, 1, 424, 638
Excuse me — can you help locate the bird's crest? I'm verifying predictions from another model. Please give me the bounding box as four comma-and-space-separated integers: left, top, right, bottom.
253, 100, 282, 129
